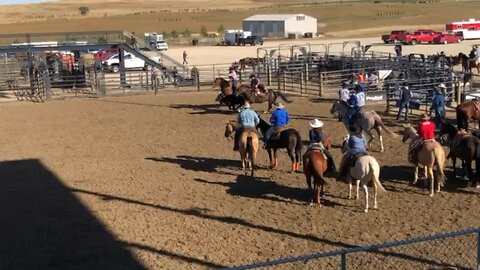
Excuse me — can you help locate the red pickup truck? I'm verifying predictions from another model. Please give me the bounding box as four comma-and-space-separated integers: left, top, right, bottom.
401, 30, 443, 45
381, 30, 409, 44
93, 48, 119, 60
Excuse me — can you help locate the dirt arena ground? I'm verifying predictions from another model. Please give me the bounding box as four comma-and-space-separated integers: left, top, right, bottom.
2, 90, 480, 269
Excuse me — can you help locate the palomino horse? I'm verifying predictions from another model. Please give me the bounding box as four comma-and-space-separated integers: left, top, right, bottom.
224, 121, 259, 177
240, 89, 292, 112
257, 118, 302, 172
440, 121, 480, 188
401, 126, 446, 196
340, 137, 385, 213
303, 149, 328, 205
330, 99, 397, 152
456, 100, 480, 131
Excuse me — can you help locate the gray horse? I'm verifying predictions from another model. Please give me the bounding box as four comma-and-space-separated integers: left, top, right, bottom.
330, 99, 397, 152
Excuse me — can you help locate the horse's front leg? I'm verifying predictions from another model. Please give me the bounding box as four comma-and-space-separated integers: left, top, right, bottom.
413, 165, 419, 185
364, 130, 374, 150
375, 127, 384, 152
356, 179, 360, 200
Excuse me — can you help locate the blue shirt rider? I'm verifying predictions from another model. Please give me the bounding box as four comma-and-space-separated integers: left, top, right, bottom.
430, 84, 446, 127
264, 101, 290, 142
347, 84, 365, 127
233, 102, 259, 151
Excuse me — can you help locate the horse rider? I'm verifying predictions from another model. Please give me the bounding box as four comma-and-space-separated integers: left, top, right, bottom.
338, 125, 369, 181
409, 113, 435, 164
346, 84, 366, 129
264, 101, 290, 144
229, 66, 239, 94
430, 84, 446, 127
396, 81, 412, 121
233, 102, 259, 152
250, 74, 260, 92
304, 118, 336, 173
338, 81, 350, 122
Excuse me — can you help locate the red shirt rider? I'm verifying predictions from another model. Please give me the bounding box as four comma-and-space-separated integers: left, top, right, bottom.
417, 113, 435, 140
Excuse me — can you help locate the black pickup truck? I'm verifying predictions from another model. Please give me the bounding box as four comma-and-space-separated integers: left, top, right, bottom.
238, 36, 264, 46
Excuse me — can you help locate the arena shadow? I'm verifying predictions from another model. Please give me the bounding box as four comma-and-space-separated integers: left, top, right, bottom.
146, 155, 240, 175
170, 103, 236, 115
0, 159, 146, 270
94, 99, 171, 108
69, 187, 464, 269
196, 176, 343, 207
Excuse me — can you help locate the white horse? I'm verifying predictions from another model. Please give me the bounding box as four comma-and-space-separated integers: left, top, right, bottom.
341, 136, 387, 213
331, 100, 397, 152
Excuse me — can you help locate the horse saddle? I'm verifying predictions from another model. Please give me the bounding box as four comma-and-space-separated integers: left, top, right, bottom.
272, 126, 289, 140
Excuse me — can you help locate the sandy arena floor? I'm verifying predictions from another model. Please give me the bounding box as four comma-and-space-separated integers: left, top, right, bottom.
1, 91, 480, 269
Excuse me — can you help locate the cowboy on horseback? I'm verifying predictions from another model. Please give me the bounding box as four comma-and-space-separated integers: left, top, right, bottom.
250, 74, 268, 98
338, 81, 350, 122
338, 126, 369, 181
346, 84, 366, 129
303, 119, 336, 173
263, 101, 290, 144
409, 113, 435, 164
233, 102, 259, 152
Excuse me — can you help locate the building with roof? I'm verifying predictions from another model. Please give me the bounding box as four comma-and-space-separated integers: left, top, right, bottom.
243, 14, 317, 38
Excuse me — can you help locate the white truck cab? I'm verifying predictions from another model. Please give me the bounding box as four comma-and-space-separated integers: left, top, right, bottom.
156, 40, 168, 51
102, 53, 160, 72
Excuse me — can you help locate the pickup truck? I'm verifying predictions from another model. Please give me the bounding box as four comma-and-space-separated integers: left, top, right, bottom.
238, 36, 264, 46
433, 33, 463, 44
381, 30, 409, 44
401, 30, 443, 45
102, 53, 161, 72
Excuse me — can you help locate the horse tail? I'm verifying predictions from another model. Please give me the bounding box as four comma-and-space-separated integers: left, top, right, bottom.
275, 91, 293, 103
369, 159, 386, 193
247, 136, 255, 177
375, 114, 398, 137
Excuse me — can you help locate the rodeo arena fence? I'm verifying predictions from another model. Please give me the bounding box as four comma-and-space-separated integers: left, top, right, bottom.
0, 33, 479, 113
221, 227, 480, 270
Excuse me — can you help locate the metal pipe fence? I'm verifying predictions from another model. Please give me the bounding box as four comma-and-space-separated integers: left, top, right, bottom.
221, 227, 480, 270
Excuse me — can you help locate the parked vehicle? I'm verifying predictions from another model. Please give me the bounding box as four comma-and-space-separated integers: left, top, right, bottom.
433, 33, 463, 44
238, 35, 264, 46
401, 30, 443, 45
102, 53, 160, 72
381, 30, 409, 44
156, 40, 169, 51
94, 48, 119, 60
446, 18, 480, 40
224, 30, 251, 46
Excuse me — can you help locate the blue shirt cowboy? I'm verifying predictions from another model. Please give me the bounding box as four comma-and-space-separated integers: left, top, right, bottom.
264, 102, 290, 142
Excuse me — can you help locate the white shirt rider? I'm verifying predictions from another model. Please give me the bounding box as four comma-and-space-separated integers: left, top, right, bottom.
339, 87, 350, 103
355, 91, 366, 108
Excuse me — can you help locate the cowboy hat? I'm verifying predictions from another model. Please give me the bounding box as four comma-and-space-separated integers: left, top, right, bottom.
421, 113, 430, 121
243, 102, 251, 108
309, 119, 324, 128
273, 101, 285, 108
249, 74, 256, 78
437, 83, 447, 89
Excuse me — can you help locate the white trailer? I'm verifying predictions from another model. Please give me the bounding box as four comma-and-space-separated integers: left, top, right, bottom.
224, 30, 251, 46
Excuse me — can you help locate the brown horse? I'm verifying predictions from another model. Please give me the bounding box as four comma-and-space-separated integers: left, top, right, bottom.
238, 57, 260, 72
457, 53, 480, 74
303, 149, 328, 205
402, 126, 446, 196
456, 100, 480, 131
213, 77, 233, 96
440, 121, 480, 187
240, 89, 292, 112
225, 121, 259, 177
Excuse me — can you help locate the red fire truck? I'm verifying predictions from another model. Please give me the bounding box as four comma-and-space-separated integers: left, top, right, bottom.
446, 18, 480, 40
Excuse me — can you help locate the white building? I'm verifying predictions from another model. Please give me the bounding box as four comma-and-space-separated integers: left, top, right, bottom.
243, 14, 317, 38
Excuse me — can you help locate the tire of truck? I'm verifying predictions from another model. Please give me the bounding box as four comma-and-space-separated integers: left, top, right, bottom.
411, 39, 417, 45
383, 40, 389, 44
393, 39, 399, 44
111, 65, 119, 73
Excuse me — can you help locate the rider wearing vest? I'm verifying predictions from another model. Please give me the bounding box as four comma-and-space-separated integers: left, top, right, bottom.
304, 119, 336, 173
410, 113, 435, 164
338, 126, 369, 181
347, 84, 365, 129
264, 101, 290, 143
234, 102, 259, 151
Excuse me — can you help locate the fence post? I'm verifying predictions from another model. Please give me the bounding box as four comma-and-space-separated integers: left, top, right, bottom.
282, 71, 286, 93
196, 70, 200, 91
267, 59, 271, 86
319, 72, 323, 97
212, 64, 215, 82
300, 72, 303, 95
341, 253, 347, 270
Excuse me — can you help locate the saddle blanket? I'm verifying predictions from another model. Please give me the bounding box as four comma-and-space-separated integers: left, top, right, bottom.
272, 126, 290, 140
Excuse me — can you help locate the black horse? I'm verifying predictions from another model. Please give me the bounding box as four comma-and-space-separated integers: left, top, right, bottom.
257, 117, 302, 172
440, 121, 480, 187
